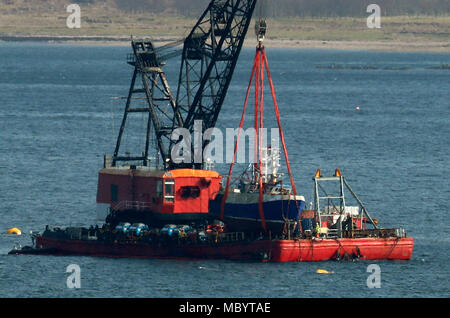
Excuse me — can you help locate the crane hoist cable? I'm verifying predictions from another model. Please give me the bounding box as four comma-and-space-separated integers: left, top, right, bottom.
255, 0, 268, 42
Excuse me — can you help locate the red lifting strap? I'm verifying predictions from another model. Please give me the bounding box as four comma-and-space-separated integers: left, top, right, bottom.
257, 47, 265, 231
263, 48, 299, 200
221, 45, 300, 233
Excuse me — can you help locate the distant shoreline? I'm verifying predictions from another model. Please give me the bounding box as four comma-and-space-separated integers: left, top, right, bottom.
1, 35, 449, 53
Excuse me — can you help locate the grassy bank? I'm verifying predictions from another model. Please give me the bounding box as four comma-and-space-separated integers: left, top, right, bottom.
0, 2, 448, 51
268, 16, 450, 42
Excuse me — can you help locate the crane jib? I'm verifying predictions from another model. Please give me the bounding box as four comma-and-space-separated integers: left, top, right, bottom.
112, 0, 258, 170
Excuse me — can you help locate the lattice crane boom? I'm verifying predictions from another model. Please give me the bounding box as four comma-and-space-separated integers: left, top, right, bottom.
111, 0, 258, 170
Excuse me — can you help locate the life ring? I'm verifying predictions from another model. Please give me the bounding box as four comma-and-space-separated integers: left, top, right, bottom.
7, 227, 22, 235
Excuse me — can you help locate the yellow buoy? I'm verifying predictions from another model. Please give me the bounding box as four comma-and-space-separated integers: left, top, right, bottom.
316, 269, 332, 274
7, 228, 22, 235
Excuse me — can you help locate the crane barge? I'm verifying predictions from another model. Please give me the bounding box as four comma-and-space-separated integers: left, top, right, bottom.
10, 0, 414, 262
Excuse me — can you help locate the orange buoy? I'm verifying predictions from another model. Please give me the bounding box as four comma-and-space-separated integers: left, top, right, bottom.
316, 269, 333, 274
7, 228, 22, 235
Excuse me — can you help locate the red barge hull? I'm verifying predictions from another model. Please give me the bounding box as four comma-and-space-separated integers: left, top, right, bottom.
34, 235, 413, 262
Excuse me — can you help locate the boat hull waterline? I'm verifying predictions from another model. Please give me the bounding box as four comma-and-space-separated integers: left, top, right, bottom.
13, 235, 414, 262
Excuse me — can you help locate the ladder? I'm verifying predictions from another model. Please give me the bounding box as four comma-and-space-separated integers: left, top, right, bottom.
314, 169, 346, 238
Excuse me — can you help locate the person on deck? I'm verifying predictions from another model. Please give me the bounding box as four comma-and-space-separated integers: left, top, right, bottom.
315, 222, 321, 238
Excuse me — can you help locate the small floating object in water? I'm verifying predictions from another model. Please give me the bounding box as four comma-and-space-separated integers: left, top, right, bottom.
355, 106, 360, 111
316, 269, 332, 274
7, 228, 22, 235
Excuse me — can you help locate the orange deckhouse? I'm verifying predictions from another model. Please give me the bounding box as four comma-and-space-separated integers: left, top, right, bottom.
96, 166, 222, 226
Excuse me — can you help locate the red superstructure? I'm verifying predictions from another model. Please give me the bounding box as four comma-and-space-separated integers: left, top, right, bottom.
96, 167, 222, 225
